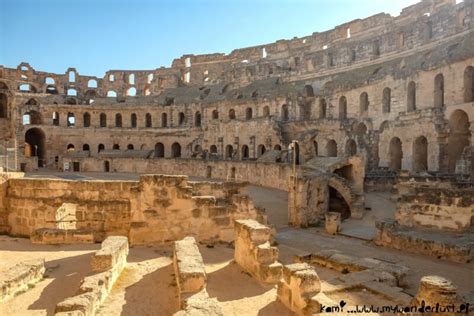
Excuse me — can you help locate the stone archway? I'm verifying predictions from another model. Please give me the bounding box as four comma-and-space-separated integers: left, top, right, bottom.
447, 110, 470, 173
25, 128, 46, 167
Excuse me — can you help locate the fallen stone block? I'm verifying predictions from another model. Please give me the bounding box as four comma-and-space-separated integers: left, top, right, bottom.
277, 263, 321, 315
0, 259, 45, 302
325, 212, 341, 235
174, 289, 223, 316
173, 236, 207, 305
234, 219, 282, 283
91, 236, 129, 272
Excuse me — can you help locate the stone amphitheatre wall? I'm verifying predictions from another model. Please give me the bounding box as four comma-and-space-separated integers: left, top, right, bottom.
3, 175, 265, 244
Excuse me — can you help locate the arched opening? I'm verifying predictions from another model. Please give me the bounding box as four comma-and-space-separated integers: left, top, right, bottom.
104, 161, 110, 172
115, 113, 122, 127
25, 128, 46, 167
313, 141, 318, 156
195, 111, 201, 127
127, 144, 134, 150
83, 112, 91, 127
0, 93, 7, 118
257, 144, 266, 158
382, 87, 391, 113
274, 144, 282, 151
67, 112, 75, 127
339, 96, 347, 119
245, 107, 253, 120
179, 112, 185, 126
329, 186, 351, 220
463, 66, 474, 102
210, 145, 217, 155
98, 144, 105, 152
52, 112, 59, 126
230, 167, 236, 179
161, 113, 168, 127
113, 144, 120, 150
345, 139, 357, 156
212, 110, 219, 120
407, 81, 416, 111
100, 113, 107, 127
229, 109, 236, 120
319, 98, 327, 119
225, 145, 234, 159
294, 142, 300, 165
155, 143, 164, 158
107, 90, 117, 97
145, 113, 152, 128
447, 110, 471, 172
241, 145, 249, 160
434, 73, 444, 108
359, 92, 369, 114
131, 113, 137, 128
303, 85, 314, 97
171, 143, 181, 158
67, 144, 75, 152
82, 144, 90, 151
281, 104, 289, 121
127, 87, 136, 97
388, 137, 402, 171
326, 140, 337, 157
354, 122, 367, 136
412, 136, 428, 172
87, 79, 97, 88
263, 106, 270, 117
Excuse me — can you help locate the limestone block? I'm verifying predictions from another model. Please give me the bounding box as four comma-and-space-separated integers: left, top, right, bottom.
278, 263, 321, 315
173, 236, 207, 304
234, 219, 282, 283
174, 289, 223, 316
413, 275, 462, 308
0, 259, 45, 302
325, 212, 341, 235
91, 236, 129, 272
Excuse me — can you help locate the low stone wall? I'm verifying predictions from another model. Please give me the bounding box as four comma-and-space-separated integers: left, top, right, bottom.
55, 236, 129, 315
70, 157, 292, 190
173, 236, 207, 305
277, 263, 332, 315
5, 175, 264, 245
0, 259, 45, 302
375, 220, 473, 263
31, 228, 95, 244
234, 219, 282, 283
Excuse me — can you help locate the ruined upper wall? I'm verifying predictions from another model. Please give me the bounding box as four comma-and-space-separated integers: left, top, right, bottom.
0, 0, 471, 99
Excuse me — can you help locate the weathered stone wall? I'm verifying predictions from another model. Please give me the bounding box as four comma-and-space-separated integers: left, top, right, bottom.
55, 236, 129, 315
4, 175, 264, 245
234, 219, 282, 283
395, 179, 474, 231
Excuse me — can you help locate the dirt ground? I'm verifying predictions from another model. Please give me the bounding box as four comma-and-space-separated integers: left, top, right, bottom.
1, 172, 472, 315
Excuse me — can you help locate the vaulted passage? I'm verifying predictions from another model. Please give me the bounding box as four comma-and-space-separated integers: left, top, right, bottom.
447, 110, 471, 172
25, 128, 46, 167
328, 187, 351, 220
155, 143, 164, 158
412, 136, 428, 172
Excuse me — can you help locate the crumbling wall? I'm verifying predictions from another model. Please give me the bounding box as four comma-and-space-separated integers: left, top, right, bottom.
0, 259, 45, 302
55, 236, 129, 315
234, 219, 282, 283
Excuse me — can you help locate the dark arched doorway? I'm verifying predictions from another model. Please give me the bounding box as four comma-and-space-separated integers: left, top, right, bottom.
25, 128, 46, 167
328, 187, 351, 220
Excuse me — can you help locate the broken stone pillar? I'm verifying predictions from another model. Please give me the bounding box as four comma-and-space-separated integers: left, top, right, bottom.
325, 212, 341, 235
277, 263, 327, 315
412, 276, 462, 310
173, 236, 207, 306
234, 219, 282, 283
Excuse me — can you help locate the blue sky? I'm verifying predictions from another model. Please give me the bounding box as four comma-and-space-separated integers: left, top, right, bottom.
0, 0, 419, 77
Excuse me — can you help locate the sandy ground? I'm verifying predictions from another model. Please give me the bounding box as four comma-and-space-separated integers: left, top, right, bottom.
1, 171, 472, 315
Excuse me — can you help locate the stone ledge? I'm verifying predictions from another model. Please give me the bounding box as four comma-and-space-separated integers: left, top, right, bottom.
0, 259, 45, 302
31, 228, 95, 245
91, 236, 129, 272
173, 236, 207, 305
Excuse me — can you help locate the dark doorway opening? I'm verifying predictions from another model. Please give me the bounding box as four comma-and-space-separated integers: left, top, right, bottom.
328, 187, 351, 220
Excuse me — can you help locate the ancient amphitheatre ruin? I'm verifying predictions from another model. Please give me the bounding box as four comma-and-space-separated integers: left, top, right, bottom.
0, 0, 473, 314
